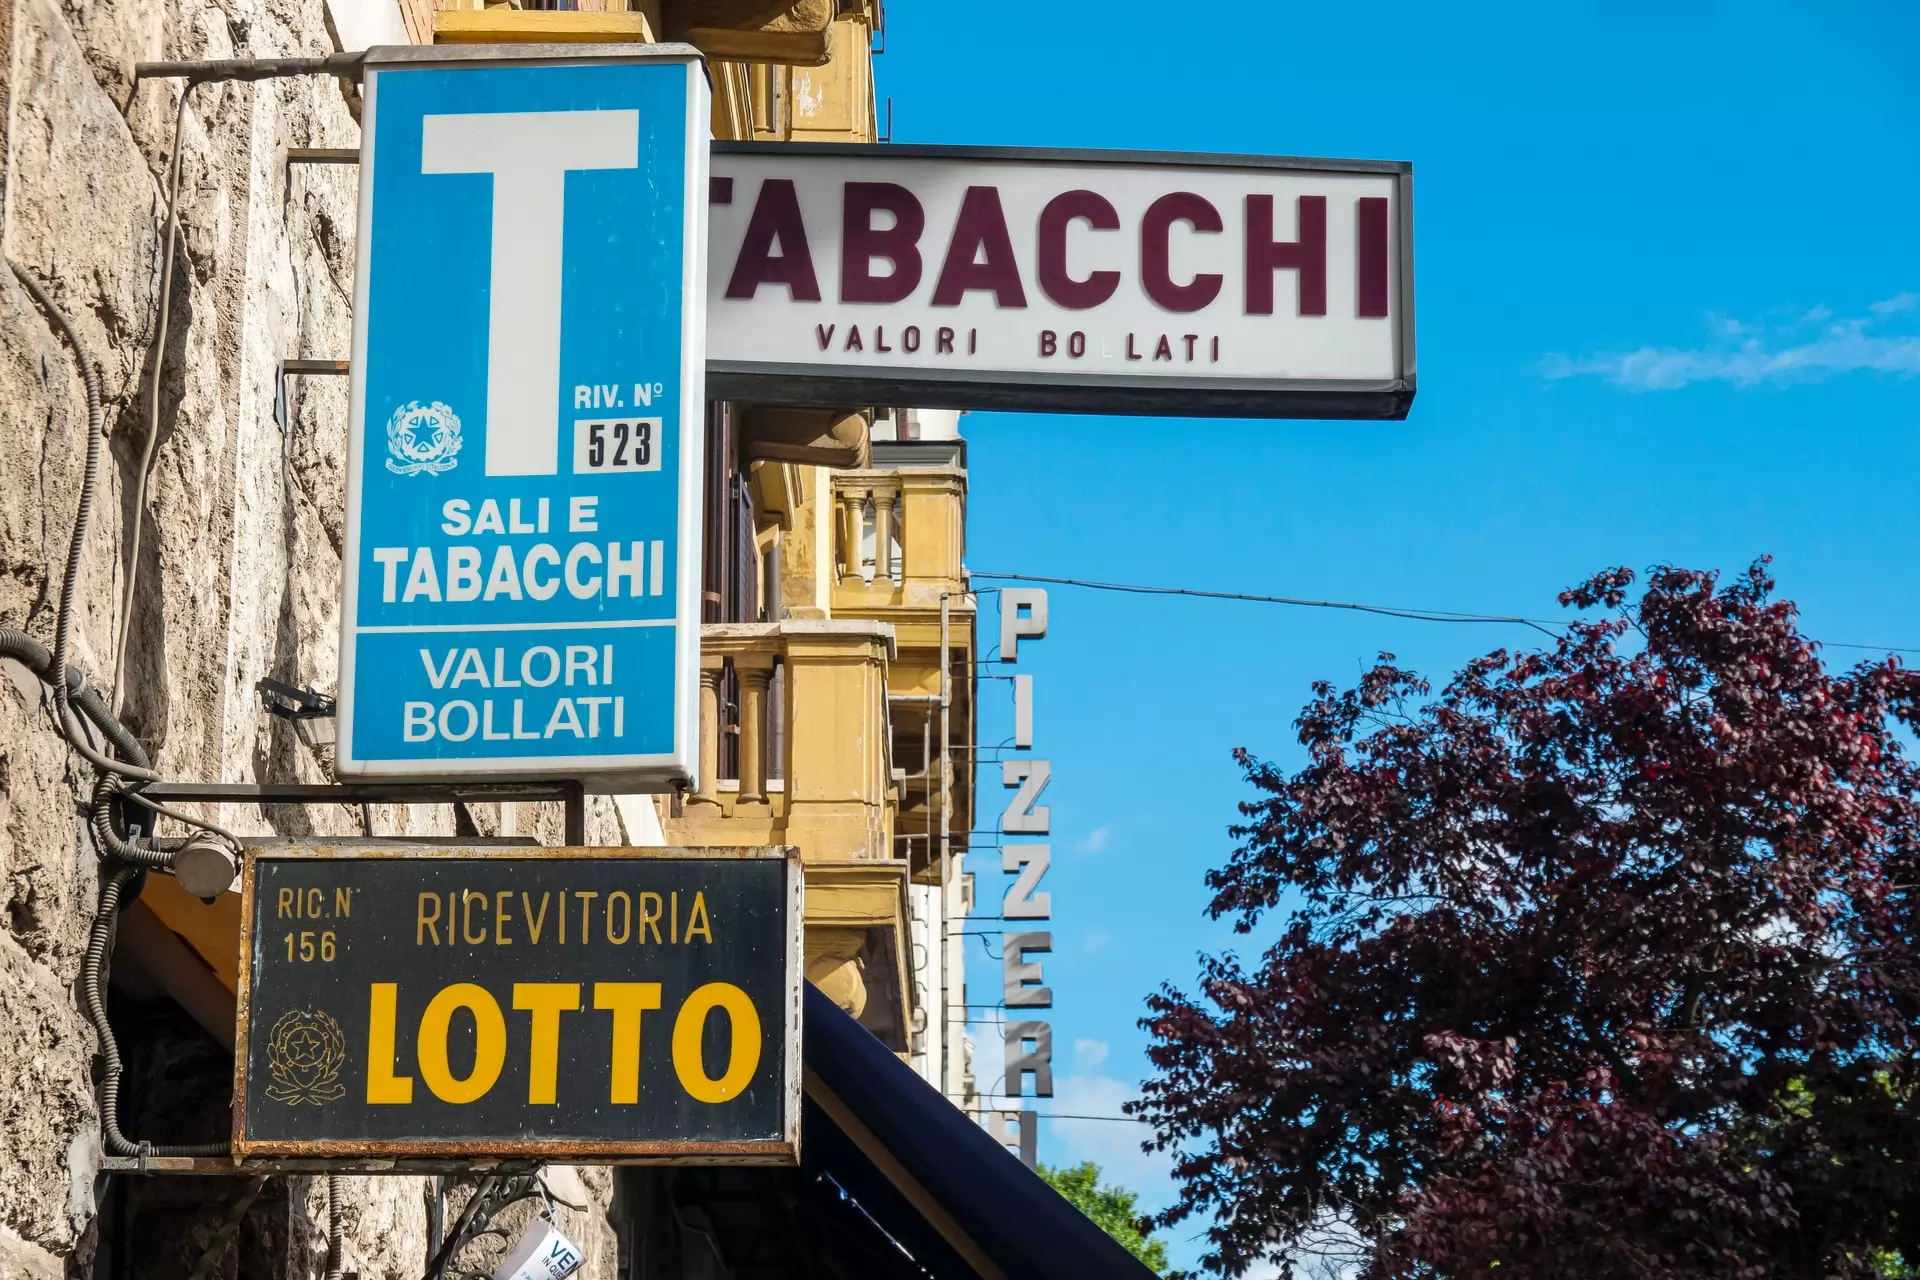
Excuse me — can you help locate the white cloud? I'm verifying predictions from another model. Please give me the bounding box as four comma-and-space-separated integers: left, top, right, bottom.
1541, 295, 1920, 391
1074, 1037, 1110, 1068
1075, 826, 1112, 854
1042, 1074, 1169, 1195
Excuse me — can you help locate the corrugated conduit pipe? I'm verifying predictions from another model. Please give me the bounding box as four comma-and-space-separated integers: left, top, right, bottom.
327, 1174, 345, 1280
9, 226, 218, 1160
83, 865, 226, 1155
4, 263, 158, 783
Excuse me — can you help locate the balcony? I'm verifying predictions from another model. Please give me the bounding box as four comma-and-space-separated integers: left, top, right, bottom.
662, 619, 911, 1047
824, 463, 974, 881
828, 467, 967, 616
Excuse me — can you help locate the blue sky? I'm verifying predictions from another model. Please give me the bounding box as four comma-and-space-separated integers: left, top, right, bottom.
878, 2, 1919, 1268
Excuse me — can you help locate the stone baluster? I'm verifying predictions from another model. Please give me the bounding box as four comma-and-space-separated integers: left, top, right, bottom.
737, 664, 773, 809
874, 489, 894, 583
689, 666, 723, 811
890, 490, 904, 584
836, 488, 860, 580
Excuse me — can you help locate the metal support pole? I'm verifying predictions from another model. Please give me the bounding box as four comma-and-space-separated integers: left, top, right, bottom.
938, 592, 954, 1100
134, 53, 366, 83
563, 780, 586, 846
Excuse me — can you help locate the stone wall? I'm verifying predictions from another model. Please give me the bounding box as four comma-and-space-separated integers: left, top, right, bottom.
0, 0, 628, 1271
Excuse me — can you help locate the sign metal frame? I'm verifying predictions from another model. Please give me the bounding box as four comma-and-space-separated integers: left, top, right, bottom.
230, 843, 804, 1164
707, 140, 1416, 419
338, 44, 710, 791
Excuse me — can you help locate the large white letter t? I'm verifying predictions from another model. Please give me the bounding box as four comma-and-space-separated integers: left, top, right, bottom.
421, 110, 639, 476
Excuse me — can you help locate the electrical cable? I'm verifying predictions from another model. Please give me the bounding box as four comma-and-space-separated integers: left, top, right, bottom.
119, 786, 242, 845
8, 261, 101, 751
82, 865, 226, 1156
326, 1174, 345, 1280
1, 269, 158, 781
975, 570, 1563, 636
975, 1111, 1151, 1124
92, 775, 188, 867
114, 84, 196, 716
0, 628, 158, 780
973, 570, 1920, 656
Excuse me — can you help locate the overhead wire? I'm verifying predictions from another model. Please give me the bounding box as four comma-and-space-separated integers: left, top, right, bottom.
972, 570, 1920, 655
974, 571, 1569, 639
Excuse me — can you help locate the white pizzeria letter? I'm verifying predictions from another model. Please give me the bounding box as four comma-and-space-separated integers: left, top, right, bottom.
420, 110, 640, 477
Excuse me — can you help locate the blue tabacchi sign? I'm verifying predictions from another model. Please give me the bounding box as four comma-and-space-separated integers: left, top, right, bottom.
339, 46, 709, 788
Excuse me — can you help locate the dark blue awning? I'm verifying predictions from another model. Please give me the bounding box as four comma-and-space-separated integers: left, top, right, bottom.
802, 982, 1159, 1280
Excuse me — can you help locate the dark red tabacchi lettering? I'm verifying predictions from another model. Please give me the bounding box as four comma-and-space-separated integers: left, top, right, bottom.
1141, 192, 1223, 313
1037, 189, 1120, 310
725, 178, 821, 301
841, 182, 924, 303
1356, 196, 1390, 317
932, 186, 1028, 308
1245, 194, 1326, 316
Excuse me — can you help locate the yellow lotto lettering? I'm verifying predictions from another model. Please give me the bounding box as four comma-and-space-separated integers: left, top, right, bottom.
366, 984, 414, 1104
593, 982, 662, 1104
671, 983, 762, 1104
512, 983, 580, 1104
417, 983, 506, 1103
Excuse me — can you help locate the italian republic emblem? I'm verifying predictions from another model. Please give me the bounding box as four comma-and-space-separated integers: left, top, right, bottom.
385, 400, 462, 476
263, 1008, 348, 1105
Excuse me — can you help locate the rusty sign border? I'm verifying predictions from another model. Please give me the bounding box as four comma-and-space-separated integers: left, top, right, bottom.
231, 843, 804, 1163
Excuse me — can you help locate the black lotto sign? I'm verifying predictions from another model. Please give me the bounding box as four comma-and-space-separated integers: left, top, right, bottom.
232, 847, 801, 1161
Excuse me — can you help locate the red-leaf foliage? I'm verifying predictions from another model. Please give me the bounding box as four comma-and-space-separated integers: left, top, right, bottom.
1134, 563, 1920, 1278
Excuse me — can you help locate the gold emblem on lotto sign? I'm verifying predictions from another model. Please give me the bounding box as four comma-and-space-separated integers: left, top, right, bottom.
264, 1008, 348, 1105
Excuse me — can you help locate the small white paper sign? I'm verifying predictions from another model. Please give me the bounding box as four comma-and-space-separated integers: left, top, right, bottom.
491, 1217, 584, 1280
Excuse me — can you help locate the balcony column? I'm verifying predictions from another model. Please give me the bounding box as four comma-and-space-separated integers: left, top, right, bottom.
689, 666, 724, 811
736, 662, 774, 810
873, 488, 894, 583
836, 489, 860, 580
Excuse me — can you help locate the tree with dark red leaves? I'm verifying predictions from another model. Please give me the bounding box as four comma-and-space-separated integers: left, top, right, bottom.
1134, 562, 1920, 1278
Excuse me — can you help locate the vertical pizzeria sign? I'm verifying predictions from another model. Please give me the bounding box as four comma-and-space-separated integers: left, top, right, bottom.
988, 589, 1053, 1165
232, 846, 802, 1160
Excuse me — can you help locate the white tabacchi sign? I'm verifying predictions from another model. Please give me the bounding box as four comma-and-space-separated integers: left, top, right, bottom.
706, 144, 1413, 418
